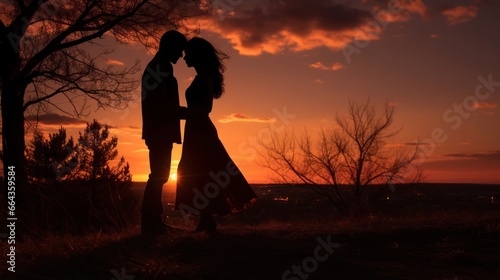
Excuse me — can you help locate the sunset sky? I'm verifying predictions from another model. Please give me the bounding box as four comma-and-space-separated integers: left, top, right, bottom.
21, 0, 500, 184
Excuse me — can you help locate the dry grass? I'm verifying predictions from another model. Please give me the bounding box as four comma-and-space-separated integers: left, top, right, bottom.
2, 183, 500, 279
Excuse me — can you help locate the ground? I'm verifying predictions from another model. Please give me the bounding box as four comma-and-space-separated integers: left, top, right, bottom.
1, 183, 499, 279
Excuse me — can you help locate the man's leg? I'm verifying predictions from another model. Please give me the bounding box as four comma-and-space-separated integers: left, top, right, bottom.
141, 141, 173, 233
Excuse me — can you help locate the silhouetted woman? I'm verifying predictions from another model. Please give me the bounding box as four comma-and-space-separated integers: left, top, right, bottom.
175, 37, 257, 233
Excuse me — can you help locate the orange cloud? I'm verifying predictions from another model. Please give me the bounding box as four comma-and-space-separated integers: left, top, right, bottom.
369, 0, 427, 23
310, 62, 327, 70
310, 62, 344, 71
472, 102, 497, 109
218, 113, 276, 123
331, 62, 344, 71
400, 0, 427, 18
106, 59, 125, 66
442, 5, 478, 25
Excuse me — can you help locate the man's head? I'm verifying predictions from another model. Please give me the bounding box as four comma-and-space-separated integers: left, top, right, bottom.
158, 30, 188, 64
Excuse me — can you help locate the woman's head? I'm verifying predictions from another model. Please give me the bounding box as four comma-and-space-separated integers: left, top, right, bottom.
184, 37, 228, 99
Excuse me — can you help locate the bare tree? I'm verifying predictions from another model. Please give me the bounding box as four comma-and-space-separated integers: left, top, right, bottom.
0, 0, 207, 187
259, 99, 422, 214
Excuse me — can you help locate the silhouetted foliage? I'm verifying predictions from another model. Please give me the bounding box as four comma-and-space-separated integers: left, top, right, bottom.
24, 120, 135, 234
77, 120, 131, 183
26, 127, 78, 184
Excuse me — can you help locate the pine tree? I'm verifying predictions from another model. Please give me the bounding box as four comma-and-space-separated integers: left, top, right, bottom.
77, 120, 119, 182
26, 127, 78, 184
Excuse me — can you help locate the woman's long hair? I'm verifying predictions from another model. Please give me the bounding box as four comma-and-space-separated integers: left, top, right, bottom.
186, 37, 228, 99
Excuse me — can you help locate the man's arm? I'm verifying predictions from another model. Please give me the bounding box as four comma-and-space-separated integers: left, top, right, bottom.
165, 105, 207, 120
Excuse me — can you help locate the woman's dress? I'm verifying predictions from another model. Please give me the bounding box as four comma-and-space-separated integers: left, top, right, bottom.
175, 74, 257, 216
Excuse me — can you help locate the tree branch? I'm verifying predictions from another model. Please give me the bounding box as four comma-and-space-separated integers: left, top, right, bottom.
8, 0, 47, 36
15, 0, 27, 12
20, 1, 100, 79
23, 85, 73, 111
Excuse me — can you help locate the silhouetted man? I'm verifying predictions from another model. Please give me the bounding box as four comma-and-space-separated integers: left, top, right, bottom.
141, 30, 188, 235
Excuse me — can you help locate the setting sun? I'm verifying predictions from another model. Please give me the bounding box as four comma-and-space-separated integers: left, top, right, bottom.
170, 173, 177, 181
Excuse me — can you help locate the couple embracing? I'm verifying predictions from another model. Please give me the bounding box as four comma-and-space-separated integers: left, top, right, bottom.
141, 30, 257, 236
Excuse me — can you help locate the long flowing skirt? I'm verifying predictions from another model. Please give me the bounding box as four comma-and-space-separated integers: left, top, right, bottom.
175, 116, 257, 216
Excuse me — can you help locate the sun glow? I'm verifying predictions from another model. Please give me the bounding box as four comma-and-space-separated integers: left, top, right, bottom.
170, 173, 177, 181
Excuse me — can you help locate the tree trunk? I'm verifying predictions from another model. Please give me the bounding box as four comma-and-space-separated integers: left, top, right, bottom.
1, 38, 29, 225
2, 79, 27, 190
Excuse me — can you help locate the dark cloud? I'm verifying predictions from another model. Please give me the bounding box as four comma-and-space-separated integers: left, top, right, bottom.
444, 151, 500, 161
406, 142, 431, 146
232, 0, 370, 34
188, 0, 377, 55
124, 125, 140, 130
25, 113, 87, 126
187, 0, 434, 55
